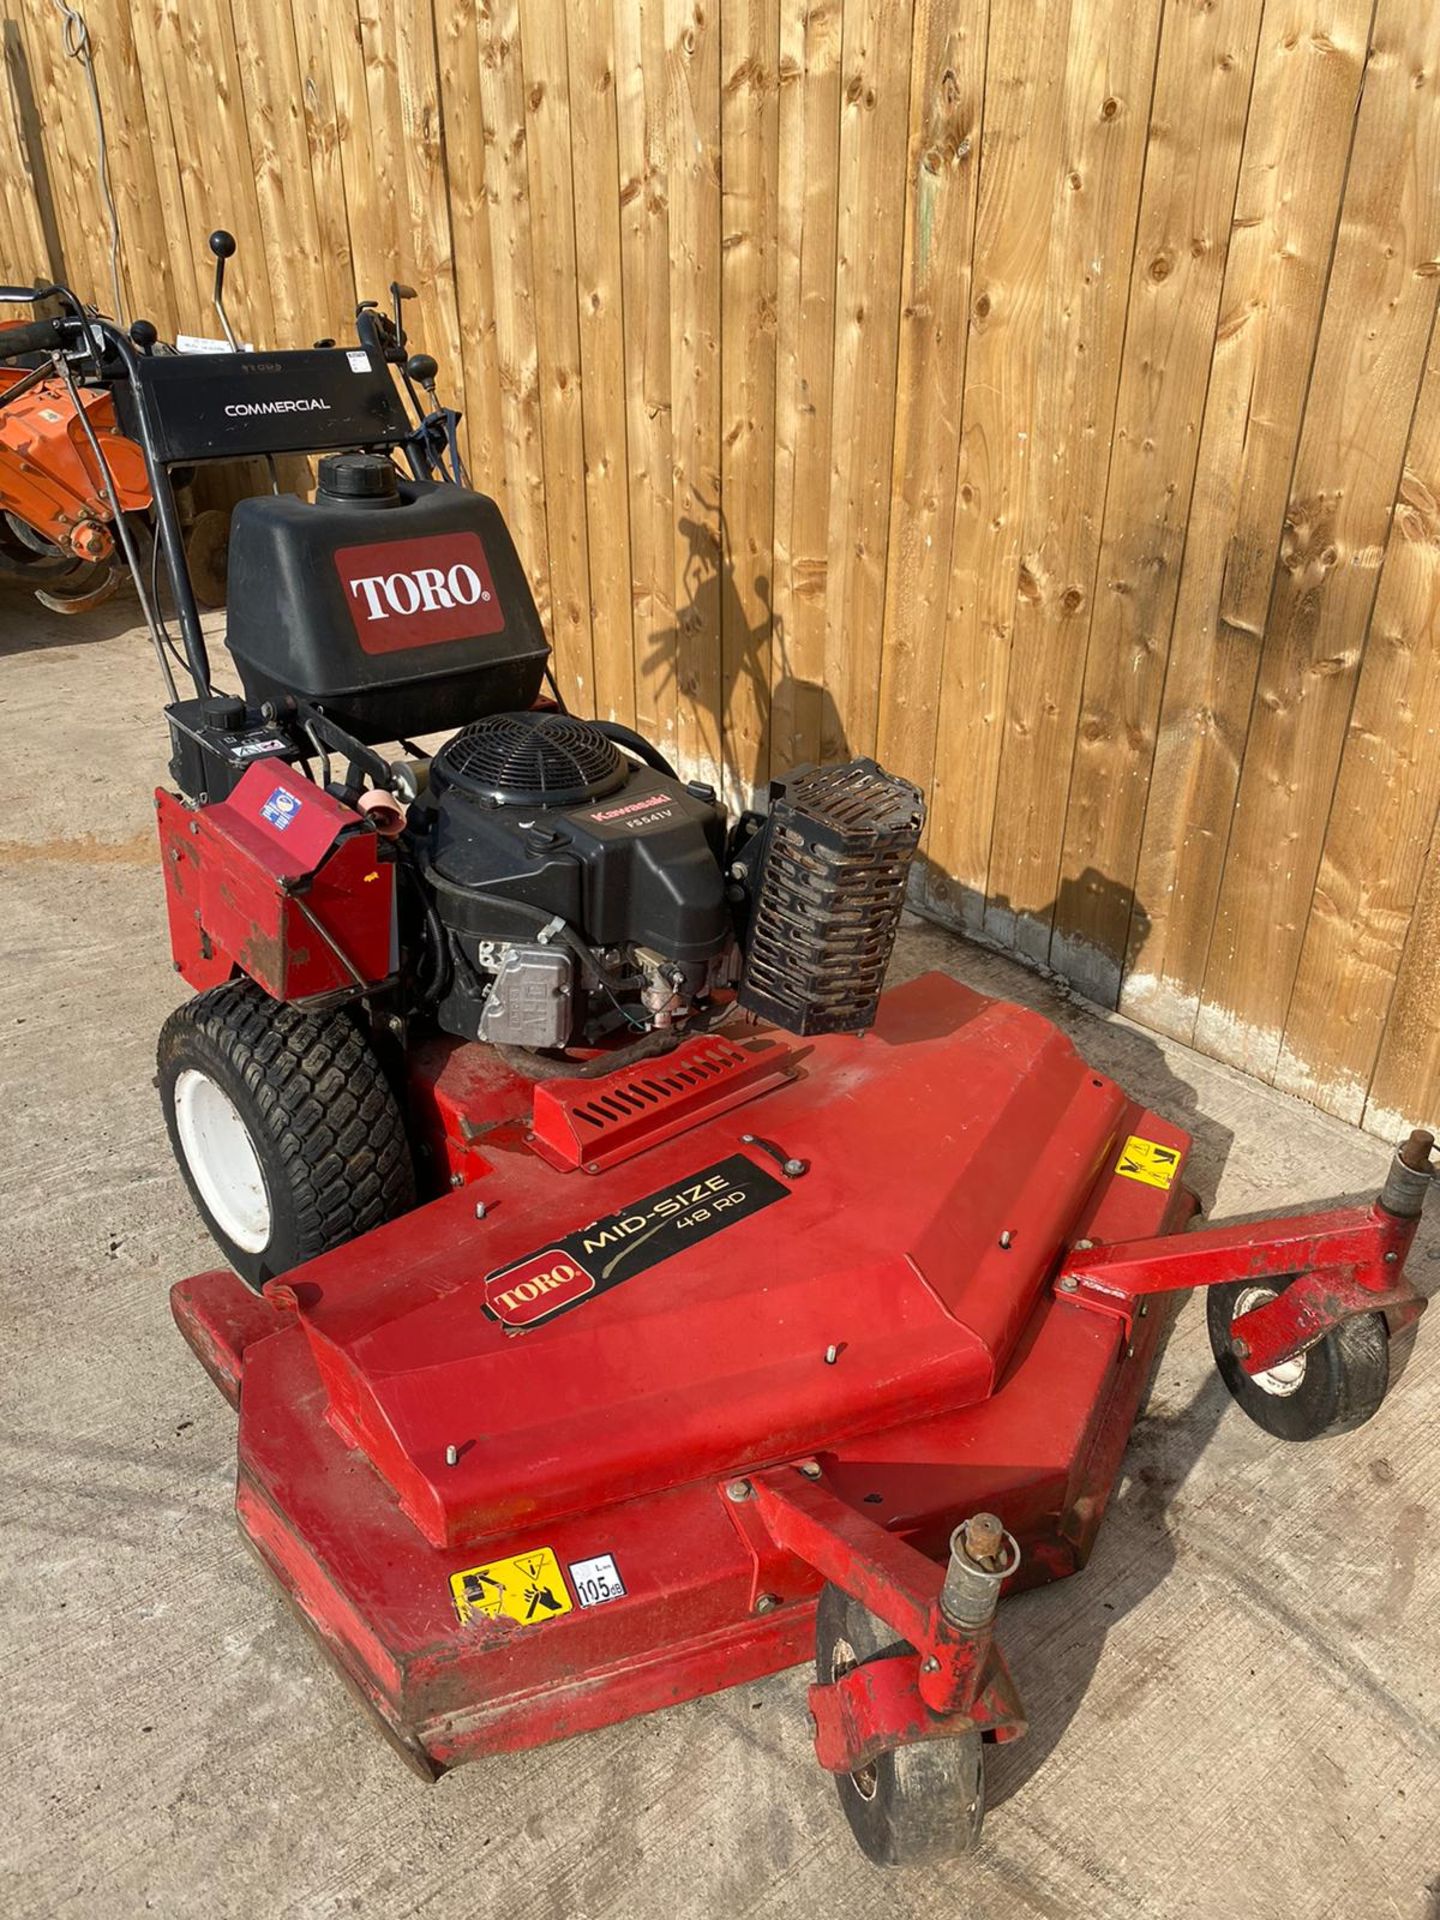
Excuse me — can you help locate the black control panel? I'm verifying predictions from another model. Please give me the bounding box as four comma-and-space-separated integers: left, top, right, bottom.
115, 348, 411, 462
166, 696, 299, 802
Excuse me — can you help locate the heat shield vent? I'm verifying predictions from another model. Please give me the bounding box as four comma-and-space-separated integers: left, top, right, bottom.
738, 759, 925, 1036
433, 711, 627, 808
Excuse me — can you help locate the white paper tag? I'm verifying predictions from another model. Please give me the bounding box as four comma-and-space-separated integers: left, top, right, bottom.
347, 348, 370, 373
176, 333, 238, 355
567, 1553, 626, 1608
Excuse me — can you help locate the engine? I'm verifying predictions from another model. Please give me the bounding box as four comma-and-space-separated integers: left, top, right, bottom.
210, 452, 926, 1055
416, 710, 734, 1049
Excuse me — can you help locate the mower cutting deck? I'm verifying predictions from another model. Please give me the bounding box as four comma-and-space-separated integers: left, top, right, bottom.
172, 970, 1432, 1865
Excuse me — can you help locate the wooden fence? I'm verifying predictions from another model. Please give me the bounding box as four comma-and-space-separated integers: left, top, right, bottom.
3, 0, 1439, 1140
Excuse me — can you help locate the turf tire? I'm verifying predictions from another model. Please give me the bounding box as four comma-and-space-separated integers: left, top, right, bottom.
158, 979, 414, 1288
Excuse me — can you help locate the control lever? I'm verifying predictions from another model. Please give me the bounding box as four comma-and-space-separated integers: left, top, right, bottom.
405, 352, 439, 401
389, 280, 416, 353
208, 229, 239, 350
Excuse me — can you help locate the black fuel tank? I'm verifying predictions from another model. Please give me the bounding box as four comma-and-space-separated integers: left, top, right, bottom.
224, 457, 550, 743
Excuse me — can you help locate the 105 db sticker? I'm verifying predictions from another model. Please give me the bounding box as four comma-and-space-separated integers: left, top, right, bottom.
482, 1151, 790, 1331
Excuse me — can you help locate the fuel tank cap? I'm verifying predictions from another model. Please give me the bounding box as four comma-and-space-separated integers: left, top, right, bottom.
316, 452, 398, 501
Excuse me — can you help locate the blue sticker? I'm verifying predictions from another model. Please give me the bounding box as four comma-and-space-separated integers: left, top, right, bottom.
261, 786, 302, 831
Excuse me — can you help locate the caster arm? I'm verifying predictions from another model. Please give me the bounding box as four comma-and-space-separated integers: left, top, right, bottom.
740, 1465, 1026, 1775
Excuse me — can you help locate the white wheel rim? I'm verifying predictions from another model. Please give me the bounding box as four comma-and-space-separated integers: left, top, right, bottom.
173, 1067, 272, 1254
1232, 1285, 1307, 1397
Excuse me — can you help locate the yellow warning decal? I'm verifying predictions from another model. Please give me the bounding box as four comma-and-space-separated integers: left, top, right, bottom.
1115, 1135, 1181, 1190
450, 1546, 573, 1628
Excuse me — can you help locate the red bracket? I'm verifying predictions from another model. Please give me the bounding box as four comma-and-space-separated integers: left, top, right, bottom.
742, 1466, 1026, 1776
1054, 1200, 1426, 1377
809, 1653, 1023, 1775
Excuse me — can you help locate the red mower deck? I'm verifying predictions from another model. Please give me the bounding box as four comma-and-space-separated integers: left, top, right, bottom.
172, 969, 1429, 1816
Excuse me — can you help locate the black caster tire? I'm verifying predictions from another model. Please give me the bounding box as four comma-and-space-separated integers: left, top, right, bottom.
158, 979, 414, 1289
1207, 1277, 1389, 1441
814, 1583, 985, 1867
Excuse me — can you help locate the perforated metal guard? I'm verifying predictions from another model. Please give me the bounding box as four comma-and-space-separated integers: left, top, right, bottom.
738, 759, 925, 1036
528, 1035, 795, 1173
435, 712, 626, 807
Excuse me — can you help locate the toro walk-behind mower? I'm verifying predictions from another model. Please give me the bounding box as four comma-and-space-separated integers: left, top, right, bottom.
11, 230, 1434, 1866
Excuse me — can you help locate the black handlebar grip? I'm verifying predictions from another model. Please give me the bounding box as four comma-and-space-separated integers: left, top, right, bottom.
406, 352, 438, 385
0, 316, 68, 360
208, 229, 237, 259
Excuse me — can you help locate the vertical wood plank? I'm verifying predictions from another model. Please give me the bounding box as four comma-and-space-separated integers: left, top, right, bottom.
872, 0, 987, 795
769, 0, 842, 774
1193, 0, 1440, 1077
719, 0, 780, 807
518, 0, 594, 700
391, 1, 471, 443
352, 0, 405, 302
1275, 343, 1440, 1117
0, 7, 54, 280
1365, 803, 1440, 1137
1049, 0, 1267, 1005
81, 0, 180, 328
124, 0, 203, 325
288, 0, 361, 339
1121, 0, 1373, 1042
230, 0, 333, 346
823, 0, 914, 763
568, 0, 637, 728
434, 0, 505, 491
982, 0, 1164, 965
474, 0, 553, 632
614, 0, 675, 753
162, 0, 277, 343
11, 0, 106, 303
665, 0, 723, 786
921, 0, 1073, 932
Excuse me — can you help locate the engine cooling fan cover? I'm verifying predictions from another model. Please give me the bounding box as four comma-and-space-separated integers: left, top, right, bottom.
432, 711, 629, 808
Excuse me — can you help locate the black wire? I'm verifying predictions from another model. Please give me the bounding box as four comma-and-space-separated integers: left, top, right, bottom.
148, 521, 189, 678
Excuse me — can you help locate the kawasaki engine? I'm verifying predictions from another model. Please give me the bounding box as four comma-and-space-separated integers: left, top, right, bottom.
416, 710, 734, 1049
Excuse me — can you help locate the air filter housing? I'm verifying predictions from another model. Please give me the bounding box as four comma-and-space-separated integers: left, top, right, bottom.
738, 759, 925, 1036
432, 711, 628, 809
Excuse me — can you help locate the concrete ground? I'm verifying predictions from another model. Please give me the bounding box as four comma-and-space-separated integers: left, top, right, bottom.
3, 585, 1438, 1920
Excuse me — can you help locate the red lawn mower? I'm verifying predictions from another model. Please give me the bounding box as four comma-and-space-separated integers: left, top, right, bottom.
11, 232, 1433, 1867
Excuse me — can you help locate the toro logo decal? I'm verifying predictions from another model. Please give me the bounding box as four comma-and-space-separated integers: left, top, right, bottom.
481, 1152, 790, 1332
334, 530, 506, 654
484, 1249, 596, 1329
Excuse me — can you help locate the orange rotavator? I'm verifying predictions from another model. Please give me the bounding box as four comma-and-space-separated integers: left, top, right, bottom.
0, 301, 226, 611
9, 231, 1433, 1869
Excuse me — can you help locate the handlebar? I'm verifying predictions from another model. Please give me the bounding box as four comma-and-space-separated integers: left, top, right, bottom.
0, 316, 70, 360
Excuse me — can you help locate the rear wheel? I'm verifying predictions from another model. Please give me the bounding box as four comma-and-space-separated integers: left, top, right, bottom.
158, 980, 414, 1288
814, 1583, 985, 1867
1207, 1277, 1390, 1440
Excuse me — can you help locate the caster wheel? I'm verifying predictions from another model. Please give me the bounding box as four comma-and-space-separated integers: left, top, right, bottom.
159, 979, 414, 1288
1207, 1277, 1389, 1440
814, 1583, 985, 1867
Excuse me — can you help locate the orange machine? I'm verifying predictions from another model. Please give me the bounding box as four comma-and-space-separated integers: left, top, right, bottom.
0, 313, 227, 612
